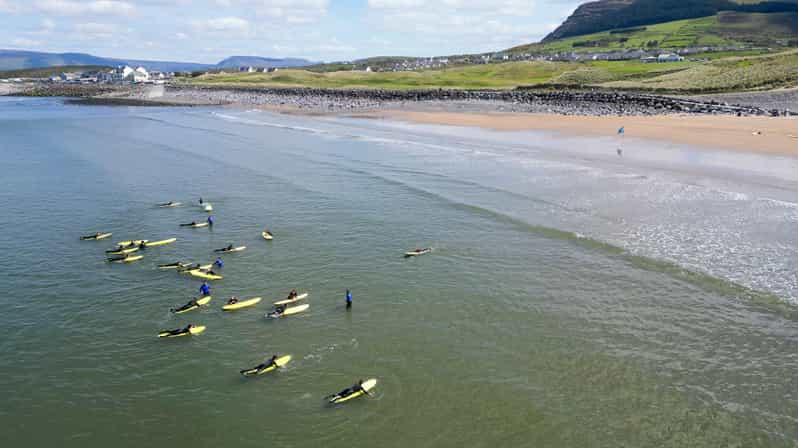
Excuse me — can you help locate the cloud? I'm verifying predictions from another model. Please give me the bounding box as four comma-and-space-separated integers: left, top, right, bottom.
191, 16, 250, 33
317, 43, 356, 53
35, 0, 135, 16
12, 37, 42, 48
368, 0, 535, 15
366, 0, 546, 53
74, 22, 116, 38
25, 18, 57, 36
0, 0, 20, 13
246, 0, 329, 24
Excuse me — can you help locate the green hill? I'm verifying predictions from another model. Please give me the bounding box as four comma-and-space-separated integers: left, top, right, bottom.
599, 49, 798, 91
509, 12, 798, 55
544, 0, 798, 42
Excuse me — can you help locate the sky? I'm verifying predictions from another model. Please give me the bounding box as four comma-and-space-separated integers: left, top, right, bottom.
0, 0, 583, 63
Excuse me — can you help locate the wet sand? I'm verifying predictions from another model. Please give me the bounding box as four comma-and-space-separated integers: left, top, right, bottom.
367, 110, 798, 156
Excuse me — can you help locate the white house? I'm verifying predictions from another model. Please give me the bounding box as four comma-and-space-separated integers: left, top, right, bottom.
102, 65, 134, 83
59, 72, 79, 81
129, 66, 149, 83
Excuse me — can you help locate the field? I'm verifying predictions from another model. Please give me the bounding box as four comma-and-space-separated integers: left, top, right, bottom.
186, 61, 582, 90
602, 49, 798, 92
184, 49, 798, 94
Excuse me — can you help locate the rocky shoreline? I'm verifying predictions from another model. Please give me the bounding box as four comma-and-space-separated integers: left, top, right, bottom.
4, 82, 796, 117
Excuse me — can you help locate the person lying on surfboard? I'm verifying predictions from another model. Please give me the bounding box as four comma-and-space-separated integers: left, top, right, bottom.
167, 324, 194, 336
263, 355, 279, 369
242, 355, 280, 374
338, 379, 372, 399
171, 298, 198, 313
227, 297, 239, 305
288, 289, 298, 299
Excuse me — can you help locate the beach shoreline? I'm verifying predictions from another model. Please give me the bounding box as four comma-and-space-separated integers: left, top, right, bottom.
358, 109, 798, 156
6, 82, 797, 155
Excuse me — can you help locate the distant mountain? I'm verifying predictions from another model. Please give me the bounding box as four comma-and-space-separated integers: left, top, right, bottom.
544, 0, 798, 41
0, 50, 314, 72
215, 56, 314, 68
0, 49, 212, 72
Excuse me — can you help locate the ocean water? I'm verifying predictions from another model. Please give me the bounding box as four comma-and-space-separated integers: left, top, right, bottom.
1, 97, 797, 447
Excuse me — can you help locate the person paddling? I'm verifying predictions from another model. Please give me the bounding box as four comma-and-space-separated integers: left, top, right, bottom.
199, 281, 211, 297
337, 379, 371, 399
264, 355, 279, 369
272, 304, 286, 316
171, 298, 198, 313
227, 296, 239, 305
168, 323, 194, 336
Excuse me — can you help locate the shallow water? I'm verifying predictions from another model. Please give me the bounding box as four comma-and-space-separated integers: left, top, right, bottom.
1, 98, 797, 447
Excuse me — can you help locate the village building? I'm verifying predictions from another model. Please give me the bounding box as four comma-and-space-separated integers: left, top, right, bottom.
657, 53, 685, 63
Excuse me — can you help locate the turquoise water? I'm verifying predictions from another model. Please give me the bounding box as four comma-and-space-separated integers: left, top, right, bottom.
1, 97, 797, 447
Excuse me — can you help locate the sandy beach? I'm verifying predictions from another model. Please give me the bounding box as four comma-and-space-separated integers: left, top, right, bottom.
6, 82, 797, 155
370, 110, 798, 156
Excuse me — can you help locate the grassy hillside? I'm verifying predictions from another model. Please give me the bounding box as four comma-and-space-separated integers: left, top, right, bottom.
600, 49, 798, 91
0, 65, 110, 79
185, 59, 697, 90
184, 50, 798, 94
511, 12, 798, 55
186, 61, 581, 90
544, 0, 798, 41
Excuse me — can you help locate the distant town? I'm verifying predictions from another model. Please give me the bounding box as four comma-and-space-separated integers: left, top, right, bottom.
0, 44, 768, 86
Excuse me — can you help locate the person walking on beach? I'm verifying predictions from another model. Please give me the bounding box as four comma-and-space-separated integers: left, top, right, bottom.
346, 289, 352, 309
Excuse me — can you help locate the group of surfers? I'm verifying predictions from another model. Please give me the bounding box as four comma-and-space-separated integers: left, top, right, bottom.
106, 240, 151, 261
153, 199, 369, 401
193, 284, 312, 318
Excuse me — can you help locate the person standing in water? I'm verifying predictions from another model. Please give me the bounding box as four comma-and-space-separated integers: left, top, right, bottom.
214, 258, 223, 269
346, 289, 352, 309
199, 281, 211, 297
207, 215, 214, 227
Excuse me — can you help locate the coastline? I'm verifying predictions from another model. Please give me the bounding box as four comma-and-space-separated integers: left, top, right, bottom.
5, 82, 797, 155
363, 110, 798, 156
